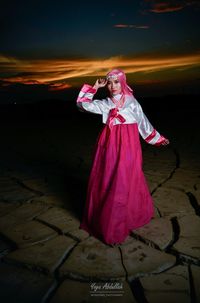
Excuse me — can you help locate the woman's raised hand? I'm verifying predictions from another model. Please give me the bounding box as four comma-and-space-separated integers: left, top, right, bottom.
93, 78, 107, 90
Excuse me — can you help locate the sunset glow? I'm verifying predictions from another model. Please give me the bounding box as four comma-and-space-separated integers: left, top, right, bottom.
1, 53, 200, 89
1, 0, 200, 102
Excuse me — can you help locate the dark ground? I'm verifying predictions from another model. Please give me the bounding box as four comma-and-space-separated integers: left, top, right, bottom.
0, 94, 199, 303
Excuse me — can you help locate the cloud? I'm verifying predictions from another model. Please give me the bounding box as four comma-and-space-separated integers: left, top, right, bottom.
114, 24, 149, 29
2, 78, 41, 85
144, 0, 199, 13
0, 52, 200, 88
48, 83, 72, 91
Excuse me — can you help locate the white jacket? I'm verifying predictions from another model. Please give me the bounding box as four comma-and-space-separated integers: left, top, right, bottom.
77, 84, 166, 145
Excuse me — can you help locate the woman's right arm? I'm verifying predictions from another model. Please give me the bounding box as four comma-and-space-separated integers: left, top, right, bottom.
76, 79, 107, 114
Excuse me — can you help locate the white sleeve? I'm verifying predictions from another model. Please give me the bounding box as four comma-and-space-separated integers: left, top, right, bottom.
76, 84, 107, 115
134, 98, 166, 145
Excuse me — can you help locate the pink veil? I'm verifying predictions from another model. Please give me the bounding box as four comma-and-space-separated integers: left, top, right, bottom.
106, 69, 133, 96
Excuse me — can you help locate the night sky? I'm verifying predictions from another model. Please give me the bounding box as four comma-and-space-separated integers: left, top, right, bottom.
0, 0, 200, 103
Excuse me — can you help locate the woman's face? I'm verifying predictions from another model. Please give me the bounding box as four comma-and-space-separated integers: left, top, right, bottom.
107, 78, 122, 95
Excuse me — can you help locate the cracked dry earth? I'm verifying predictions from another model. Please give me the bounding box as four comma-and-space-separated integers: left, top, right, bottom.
0, 141, 200, 302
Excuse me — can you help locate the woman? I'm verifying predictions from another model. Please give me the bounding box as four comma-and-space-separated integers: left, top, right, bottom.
76, 69, 169, 245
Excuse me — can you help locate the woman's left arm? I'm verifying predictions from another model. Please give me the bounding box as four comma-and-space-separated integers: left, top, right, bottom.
135, 99, 169, 146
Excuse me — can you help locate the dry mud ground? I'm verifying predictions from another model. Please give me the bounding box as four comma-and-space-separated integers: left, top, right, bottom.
0, 105, 199, 303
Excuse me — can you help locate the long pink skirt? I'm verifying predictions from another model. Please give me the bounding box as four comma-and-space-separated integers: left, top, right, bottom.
80, 123, 154, 244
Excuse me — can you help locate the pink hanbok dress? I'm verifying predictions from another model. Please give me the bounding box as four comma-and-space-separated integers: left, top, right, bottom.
77, 84, 166, 245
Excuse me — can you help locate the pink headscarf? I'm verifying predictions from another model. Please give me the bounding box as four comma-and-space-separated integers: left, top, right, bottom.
106, 69, 133, 96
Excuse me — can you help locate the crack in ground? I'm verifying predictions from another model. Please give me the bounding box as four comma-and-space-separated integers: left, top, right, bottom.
131, 232, 162, 251
34, 216, 90, 243
188, 264, 197, 303
0, 232, 17, 258
169, 217, 180, 247
151, 148, 180, 196
129, 278, 149, 303
10, 176, 44, 196
165, 217, 181, 260
186, 192, 200, 216
41, 241, 80, 303
154, 206, 162, 218
118, 246, 128, 281
130, 217, 179, 254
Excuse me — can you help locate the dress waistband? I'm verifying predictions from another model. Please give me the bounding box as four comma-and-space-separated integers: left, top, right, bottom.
107, 108, 126, 130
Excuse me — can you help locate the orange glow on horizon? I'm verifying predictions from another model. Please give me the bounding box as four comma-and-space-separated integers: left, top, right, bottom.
1, 53, 200, 88
114, 24, 149, 29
